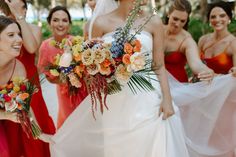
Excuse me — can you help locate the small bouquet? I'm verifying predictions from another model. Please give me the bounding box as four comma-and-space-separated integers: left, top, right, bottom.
48, 0, 157, 118
0, 77, 41, 139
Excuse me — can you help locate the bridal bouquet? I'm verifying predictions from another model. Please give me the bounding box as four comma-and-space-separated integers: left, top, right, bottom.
0, 77, 41, 139
48, 0, 156, 117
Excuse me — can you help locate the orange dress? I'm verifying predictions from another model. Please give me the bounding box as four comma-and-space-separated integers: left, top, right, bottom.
200, 42, 235, 156
3, 47, 56, 157
202, 52, 233, 74
165, 51, 188, 82
38, 37, 88, 128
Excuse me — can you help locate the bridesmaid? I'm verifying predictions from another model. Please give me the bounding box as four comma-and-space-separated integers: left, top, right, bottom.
0, 15, 23, 157
0, 15, 53, 157
198, 1, 236, 156
0, 0, 56, 157
198, 1, 236, 76
38, 6, 88, 129
164, 0, 214, 82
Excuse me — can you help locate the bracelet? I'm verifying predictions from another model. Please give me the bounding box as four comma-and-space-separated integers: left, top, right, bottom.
16, 15, 25, 21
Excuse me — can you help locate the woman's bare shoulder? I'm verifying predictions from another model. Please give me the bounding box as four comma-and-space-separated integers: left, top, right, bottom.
14, 59, 26, 78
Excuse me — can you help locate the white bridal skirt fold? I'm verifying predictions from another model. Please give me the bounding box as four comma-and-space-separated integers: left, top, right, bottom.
168, 73, 236, 157
50, 79, 189, 157
50, 73, 236, 157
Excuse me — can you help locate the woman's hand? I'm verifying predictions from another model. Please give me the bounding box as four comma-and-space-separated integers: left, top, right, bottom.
229, 67, 236, 77
39, 133, 55, 144
4, 0, 25, 19
159, 99, 175, 120
198, 69, 215, 82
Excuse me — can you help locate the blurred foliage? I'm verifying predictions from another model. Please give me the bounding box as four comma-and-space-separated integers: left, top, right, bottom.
39, 20, 84, 40
188, 18, 236, 42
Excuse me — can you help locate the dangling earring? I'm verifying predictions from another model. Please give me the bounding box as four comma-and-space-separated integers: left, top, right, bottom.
209, 23, 212, 27
228, 20, 231, 24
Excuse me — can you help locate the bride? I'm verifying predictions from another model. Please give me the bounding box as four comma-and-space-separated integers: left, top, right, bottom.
50, 0, 189, 157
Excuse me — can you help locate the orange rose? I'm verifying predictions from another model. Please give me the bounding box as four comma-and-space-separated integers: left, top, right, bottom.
101, 59, 112, 67
124, 43, 133, 54
17, 103, 23, 110
133, 40, 141, 52
74, 65, 84, 78
122, 54, 131, 65
19, 93, 29, 101
6, 83, 13, 89
74, 53, 82, 62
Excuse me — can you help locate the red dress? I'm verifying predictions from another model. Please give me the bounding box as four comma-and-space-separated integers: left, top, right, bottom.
38, 38, 88, 128
0, 122, 10, 157
3, 47, 56, 157
202, 51, 233, 74
165, 51, 188, 82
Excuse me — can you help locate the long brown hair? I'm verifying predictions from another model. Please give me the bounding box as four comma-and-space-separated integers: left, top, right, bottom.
164, 0, 192, 30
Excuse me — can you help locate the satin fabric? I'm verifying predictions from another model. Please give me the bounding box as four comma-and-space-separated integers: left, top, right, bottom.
50, 31, 190, 157
202, 51, 233, 74
3, 47, 56, 157
165, 51, 188, 82
0, 122, 10, 157
38, 37, 88, 128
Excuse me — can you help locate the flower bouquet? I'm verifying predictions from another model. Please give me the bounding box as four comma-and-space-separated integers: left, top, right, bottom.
48, 0, 157, 118
0, 77, 41, 139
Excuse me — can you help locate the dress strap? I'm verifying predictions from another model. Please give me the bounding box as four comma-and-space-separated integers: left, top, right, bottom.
202, 34, 231, 52
177, 36, 191, 52
8, 59, 16, 83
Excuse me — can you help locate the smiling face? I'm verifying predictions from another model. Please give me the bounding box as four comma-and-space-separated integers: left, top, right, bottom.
49, 10, 70, 40
167, 9, 188, 34
0, 23, 22, 57
209, 7, 230, 32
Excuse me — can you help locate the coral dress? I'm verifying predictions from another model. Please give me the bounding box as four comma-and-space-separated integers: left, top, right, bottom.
38, 37, 88, 128
3, 47, 56, 157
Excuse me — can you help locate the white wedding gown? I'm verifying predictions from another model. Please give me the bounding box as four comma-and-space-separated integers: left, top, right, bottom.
50, 31, 190, 157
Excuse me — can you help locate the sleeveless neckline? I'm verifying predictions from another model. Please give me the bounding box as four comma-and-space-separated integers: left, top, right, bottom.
102, 30, 152, 39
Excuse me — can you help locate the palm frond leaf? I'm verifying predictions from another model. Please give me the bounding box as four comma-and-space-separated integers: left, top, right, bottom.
107, 80, 122, 94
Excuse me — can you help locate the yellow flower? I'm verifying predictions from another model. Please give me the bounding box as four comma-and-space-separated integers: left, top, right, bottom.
72, 36, 84, 45
54, 54, 61, 65
72, 44, 83, 54
0, 89, 7, 94
49, 40, 56, 47
13, 86, 20, 93
50, 69, 60, 77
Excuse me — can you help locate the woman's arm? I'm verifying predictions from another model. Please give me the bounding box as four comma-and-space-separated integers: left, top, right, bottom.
184, 37, 214, 81
152, 16, 174, 120
229, 40, 236, 77
5, 0, 41, 53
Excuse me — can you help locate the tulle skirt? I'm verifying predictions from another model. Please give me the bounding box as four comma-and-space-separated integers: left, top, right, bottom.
50, 78, 189, 157
168, 73, 236, 157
